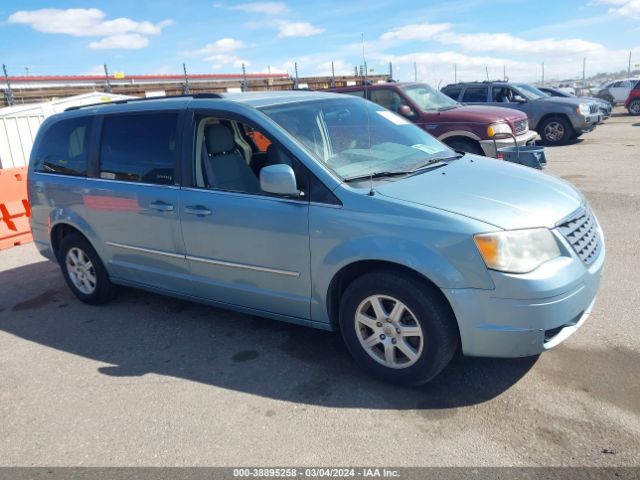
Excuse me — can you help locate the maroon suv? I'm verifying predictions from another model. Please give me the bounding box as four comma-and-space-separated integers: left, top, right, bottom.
330, 82, 537, 157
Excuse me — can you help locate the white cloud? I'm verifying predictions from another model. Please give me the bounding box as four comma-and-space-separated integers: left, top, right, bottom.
592, 0, 640, 18
8, 8, 171, 50
89, 34, 150, 50
228, 2, 289, 15
207, 54, 251, 70
314, 59, 355, 76
435, 32, 604, 56
190, 38, 246, 56
380, 22, 452, 42
276, 20, 324, 38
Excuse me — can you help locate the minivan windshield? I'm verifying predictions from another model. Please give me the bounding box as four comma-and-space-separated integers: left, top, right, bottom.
261, 97, 455, 181
514, 83, 547, 101
401, 84, 459, 111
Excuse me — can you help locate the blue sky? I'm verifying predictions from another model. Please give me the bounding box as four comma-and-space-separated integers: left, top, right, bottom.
1, 0, 639, 84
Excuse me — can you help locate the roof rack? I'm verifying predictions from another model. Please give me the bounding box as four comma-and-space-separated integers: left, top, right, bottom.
65, 93, 223, 112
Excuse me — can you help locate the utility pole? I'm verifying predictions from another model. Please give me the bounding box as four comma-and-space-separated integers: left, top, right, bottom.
294, 62, 299, 89
454, 63, 457, 83
103, 64, 112, 93
414, 62, 417, 82
331, 61, 335, 88
503, 64, 506, 81
182, 63, 190, 95
542, 62, 545, 86
361, 33, 368, 85
582, 57, 586, 85
485, 66, 489, 81
629, 51, 632, 78
389, 62, 393, 81
241, 63, 248, 92
2, 64, 14, 106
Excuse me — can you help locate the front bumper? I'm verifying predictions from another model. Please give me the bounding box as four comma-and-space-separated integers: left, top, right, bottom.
571, 114, 600, 134
442, 228, 605, 358
479, 130, 539, 158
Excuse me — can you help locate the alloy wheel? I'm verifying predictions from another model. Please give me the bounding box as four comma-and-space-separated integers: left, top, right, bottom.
66, 247, 97, 295
544, 121, 565, 142
354, 295, 424, 369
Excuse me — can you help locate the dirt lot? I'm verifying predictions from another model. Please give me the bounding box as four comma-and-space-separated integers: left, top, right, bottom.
0, 109, 638, 467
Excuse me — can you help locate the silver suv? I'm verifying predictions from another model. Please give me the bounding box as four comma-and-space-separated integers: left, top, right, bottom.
442, 81, 601, 145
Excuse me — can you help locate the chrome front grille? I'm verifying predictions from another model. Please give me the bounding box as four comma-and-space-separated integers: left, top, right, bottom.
514, 119, 528, 134
557, 208, 602, 265
589, 104, 598, 114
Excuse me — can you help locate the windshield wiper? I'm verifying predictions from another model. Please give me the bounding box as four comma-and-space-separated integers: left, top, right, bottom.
407, 154, 463, 175
343, 170, 412, 182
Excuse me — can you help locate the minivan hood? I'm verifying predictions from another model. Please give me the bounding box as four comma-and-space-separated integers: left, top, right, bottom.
439, 105, 526, 124
375, 156, 583, 230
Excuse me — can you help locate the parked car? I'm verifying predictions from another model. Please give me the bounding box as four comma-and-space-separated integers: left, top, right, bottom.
28, 92, 605, 385
538, 86, 612, 120
624, 80, 640, 115
596, 78, 639, 105
442, 81, 601, 145
329, 82, 537, 157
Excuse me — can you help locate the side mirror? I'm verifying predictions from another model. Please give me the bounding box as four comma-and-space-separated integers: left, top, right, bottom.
514, 95, 527, 103
260, 164, 300, 196
398, 105, 416, 118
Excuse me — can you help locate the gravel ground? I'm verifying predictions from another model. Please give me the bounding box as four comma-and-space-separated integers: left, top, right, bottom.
0, 108, 638, 467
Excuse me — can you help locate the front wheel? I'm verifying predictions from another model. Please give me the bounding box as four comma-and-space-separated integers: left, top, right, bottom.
539, 117, 572, 145
339, 272, 459, 386
628, 99, 640, 116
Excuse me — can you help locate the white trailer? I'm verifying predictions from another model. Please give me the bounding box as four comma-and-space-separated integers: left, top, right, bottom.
0, 92, 133, 169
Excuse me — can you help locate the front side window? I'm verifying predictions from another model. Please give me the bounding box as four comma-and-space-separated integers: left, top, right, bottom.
402, 84, 459, 111
513, 83, 546, 101
261, 97, 454, 181
442, 87, 461, 100
461, 87, 488, 102
99, 113, 178, 185
34, 117, 92, 176
193, 116, 307, 196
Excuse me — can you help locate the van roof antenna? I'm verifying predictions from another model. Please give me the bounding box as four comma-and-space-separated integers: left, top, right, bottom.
369, 172, 375, 196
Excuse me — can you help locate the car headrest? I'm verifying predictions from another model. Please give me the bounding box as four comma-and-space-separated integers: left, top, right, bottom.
204, 124, 234, 154
266, 144, 293, 167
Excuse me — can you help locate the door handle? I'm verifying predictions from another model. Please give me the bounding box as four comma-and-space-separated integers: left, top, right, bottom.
149, 201, 175, 212
184, 205, 212, 216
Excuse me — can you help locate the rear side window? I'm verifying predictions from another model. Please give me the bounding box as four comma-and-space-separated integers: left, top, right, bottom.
100, 113, 178, 185
369, 89, 408, 112
443, 87, 461, 100
34, 117, 92, 176
343, 89, 366, 98
461, 87, 488, 102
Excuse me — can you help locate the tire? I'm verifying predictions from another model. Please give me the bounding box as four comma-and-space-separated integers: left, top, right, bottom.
445, 138, 484, 156
59, 233, 116, 305
339, 271, 459, 386
628, 99, 640, 116
539, 117, 572, 146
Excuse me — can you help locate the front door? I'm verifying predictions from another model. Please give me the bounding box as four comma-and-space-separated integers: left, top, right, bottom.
86, 111, 190, 292
178, 112, 311, 319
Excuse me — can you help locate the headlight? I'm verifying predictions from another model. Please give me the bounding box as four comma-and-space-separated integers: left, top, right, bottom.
474, 228, 561, 273
577, 103, 591, 115
487, 122, 512, 138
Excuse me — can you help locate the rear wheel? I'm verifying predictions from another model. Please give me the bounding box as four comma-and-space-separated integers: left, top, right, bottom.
59, 234, 116, 305
539, 117, 572, 145
628, 99, 640, 116
445, 138, 484, 156
339, 272, 459, 386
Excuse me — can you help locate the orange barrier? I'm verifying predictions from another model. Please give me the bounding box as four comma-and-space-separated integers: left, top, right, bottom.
0, 167, 33, 250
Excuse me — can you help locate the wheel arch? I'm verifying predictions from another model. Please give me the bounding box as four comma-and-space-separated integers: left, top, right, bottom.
326, 260, 460, 341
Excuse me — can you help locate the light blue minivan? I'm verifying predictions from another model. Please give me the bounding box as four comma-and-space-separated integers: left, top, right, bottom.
28, 92, 604, 385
